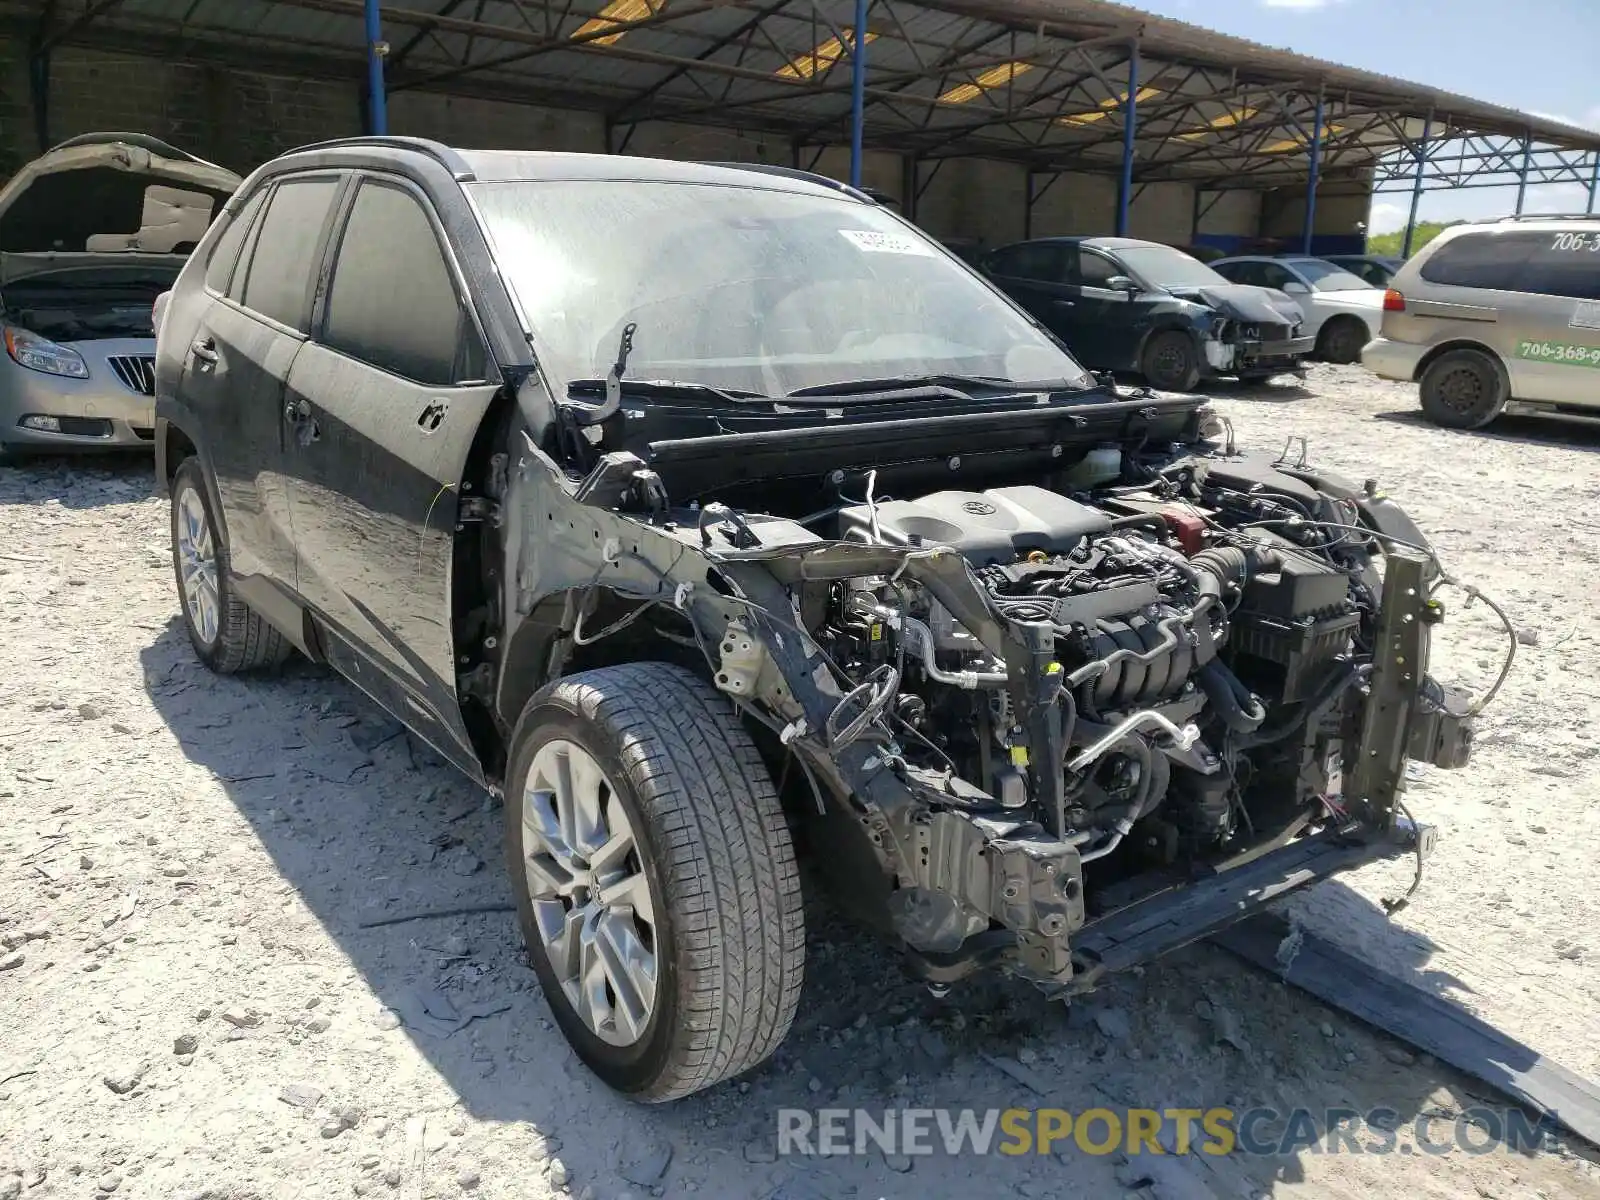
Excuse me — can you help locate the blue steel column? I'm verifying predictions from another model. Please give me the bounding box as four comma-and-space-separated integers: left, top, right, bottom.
1300, 88, 1324, 255
1515, 133, 1531, 214
1589, 151, 1600, 215
1115, 40, 1139, 237
1401, 111, 1432, 258
848, 0, 868, 188
366, 0, 388, 136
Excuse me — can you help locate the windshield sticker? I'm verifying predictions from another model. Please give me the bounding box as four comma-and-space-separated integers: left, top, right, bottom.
1517, 339, 1600, 368
1570, 300, 1600, 330
840, 228, 936, 257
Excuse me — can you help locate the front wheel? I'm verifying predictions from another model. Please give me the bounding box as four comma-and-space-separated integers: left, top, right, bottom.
1418, 348, 1507, 430
505, 662, 804, 1102
169, 456, 290, 673
1140, 330, 1202, 391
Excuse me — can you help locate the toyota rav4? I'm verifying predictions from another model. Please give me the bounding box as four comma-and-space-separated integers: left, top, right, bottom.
154, 138, 1489, 1102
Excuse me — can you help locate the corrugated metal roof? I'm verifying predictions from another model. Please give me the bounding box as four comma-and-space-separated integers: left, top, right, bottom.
18, 0, 1600, 184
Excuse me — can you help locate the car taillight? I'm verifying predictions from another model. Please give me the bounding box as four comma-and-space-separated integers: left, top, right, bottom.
1383, 289, 1406, 312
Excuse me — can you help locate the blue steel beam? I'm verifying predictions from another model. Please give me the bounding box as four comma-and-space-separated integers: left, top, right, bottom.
1115, 38, 1138, 236
1402, 110, 1432, 258
1515, 133, 1531, 213
1300, 87, 1324, 255
366, 0, 387, 135
849, 0, 869, 188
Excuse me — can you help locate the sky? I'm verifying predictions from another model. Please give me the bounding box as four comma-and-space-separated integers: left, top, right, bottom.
1122, 0, 1600, 232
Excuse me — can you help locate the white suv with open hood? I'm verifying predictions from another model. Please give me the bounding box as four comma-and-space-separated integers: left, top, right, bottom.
0, 132, 239, 454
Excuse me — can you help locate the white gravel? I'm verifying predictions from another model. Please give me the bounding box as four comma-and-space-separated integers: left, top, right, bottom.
1, 364, 1598, 1200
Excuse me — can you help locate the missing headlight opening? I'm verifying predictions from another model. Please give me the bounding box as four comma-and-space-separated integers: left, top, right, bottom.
503, 394, 1502, 999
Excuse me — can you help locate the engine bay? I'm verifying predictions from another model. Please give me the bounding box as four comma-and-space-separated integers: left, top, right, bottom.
502, 388, 1493, 992
810, 449, 1393, 888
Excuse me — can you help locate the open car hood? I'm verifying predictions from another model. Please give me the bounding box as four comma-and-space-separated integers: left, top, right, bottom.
0, 250, 186, 286
0, 132, 240, 257
1166, 283, 1304, 326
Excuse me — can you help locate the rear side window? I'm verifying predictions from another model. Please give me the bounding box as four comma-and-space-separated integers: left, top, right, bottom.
322, 181, 477, 385
204, 189, 266, 295
1418, 232, 1532, 290
988, 243, 1072, 283
239, 177, 340, 331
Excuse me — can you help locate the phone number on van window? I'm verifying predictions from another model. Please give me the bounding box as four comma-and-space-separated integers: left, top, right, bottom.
1517, 339, 1600, 367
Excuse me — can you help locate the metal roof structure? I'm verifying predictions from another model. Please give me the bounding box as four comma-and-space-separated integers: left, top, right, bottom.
6, 0, 1599, 241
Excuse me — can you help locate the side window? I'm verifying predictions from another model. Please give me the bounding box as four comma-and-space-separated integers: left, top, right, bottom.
204, 189, 266, 295
1418, 232, 1535, 291
1079, 251, 1119, 287
1512, 233, 1600, 300
991, 244, 1071, 283
1217, 261, 1255, 285
1257, 263, 1297, 290
322, 180, 480, 386
239, 177, 341, 331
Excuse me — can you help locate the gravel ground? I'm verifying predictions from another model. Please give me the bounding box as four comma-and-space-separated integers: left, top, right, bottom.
2, 363, 1598, 1200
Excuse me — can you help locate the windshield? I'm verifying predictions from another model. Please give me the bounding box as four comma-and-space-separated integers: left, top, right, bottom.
468, 179, 1093, 396
1287, 258, 1372, 292
1115, 244, 1229, 290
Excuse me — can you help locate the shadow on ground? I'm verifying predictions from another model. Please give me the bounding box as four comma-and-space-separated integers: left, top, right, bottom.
138, 615, 1581, 1197
1375, 408, 1600, 453
1204, 376, 1317, 404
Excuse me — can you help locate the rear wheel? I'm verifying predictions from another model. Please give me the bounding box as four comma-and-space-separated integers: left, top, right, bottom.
1418, 348, 1507, 430
169, 456, 290, 673
1316, 316, 1368, 364
1140, 330, 1202, 391
505, 662, 804, 1102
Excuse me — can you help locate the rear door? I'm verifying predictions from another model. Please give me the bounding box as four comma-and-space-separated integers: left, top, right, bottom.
984, 243, 1110, 367
181, 173, 343, 613
283, 174, 499, 778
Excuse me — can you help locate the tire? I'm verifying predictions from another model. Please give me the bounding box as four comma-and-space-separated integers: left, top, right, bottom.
1418, 348, 1507, 430
505, 662, 804, 1102
169, 456, 291, 673
1140, 330, 1202, 391
1316, 316, 1368, 364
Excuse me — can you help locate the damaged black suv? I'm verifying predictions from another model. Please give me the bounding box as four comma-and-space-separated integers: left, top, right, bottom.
154, 138, 1481, 1103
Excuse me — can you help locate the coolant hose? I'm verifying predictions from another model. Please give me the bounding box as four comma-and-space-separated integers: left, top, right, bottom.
1197, 659, 1267, 734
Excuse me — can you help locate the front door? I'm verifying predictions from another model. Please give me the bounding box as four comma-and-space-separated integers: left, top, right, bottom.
283, 175, 499, 779
1071, 247, 1154, 371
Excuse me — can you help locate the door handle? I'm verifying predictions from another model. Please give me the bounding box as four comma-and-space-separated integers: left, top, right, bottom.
191, 337, 218, 364
1052, 299, 1076, 309
283, 397, 311, 425
417, 399, 448, 433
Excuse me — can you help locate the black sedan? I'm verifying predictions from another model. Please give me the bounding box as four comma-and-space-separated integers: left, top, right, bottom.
980, 236, 1314, 390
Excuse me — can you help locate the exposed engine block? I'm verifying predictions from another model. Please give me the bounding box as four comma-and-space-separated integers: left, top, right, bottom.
824, 477, 1363, 865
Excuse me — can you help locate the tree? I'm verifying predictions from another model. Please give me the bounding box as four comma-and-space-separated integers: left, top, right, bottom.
1367, 220, 1460, 258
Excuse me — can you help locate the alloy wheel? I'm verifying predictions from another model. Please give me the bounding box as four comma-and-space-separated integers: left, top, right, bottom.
175, 483, 220, 646
520, 738, 658, 1046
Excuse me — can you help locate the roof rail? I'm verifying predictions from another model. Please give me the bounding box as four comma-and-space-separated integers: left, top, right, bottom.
1471, 212, 1600, 223
282, 136, 475, 181
699, 161, 875, 204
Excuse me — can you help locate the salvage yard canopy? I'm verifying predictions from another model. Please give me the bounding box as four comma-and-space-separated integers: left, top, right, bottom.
7, 0, 1600, 207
